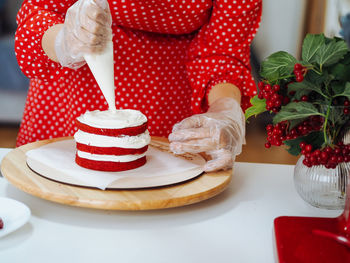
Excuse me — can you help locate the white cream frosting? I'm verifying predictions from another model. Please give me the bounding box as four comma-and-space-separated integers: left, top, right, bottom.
74, 130, 151, 149
77, 109, 147, 129
77, 150, 146, 162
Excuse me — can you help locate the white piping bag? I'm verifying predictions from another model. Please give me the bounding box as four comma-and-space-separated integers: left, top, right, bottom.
84, 40, 116, 112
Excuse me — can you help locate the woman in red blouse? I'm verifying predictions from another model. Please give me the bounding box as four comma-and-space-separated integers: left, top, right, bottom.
15, 0, 262, 171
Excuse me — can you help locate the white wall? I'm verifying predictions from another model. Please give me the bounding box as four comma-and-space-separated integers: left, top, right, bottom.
324, 0, 350, 38
253, 0, 306, 60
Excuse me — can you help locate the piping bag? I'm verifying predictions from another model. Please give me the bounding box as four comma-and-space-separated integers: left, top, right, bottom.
83, 0, 116, 112
84, 41, 116, 112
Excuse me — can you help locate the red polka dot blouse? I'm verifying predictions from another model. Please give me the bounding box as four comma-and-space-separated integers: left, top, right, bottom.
15, 0, 262, 146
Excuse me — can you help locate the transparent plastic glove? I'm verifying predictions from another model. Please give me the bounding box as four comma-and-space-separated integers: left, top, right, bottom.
55, 0, 112, 69
169, 97, 245, 172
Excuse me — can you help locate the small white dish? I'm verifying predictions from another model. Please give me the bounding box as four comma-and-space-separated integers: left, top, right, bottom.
0, 197, 31, 238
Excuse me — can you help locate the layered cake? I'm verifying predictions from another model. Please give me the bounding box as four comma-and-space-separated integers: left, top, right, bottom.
74, 109, 150, 171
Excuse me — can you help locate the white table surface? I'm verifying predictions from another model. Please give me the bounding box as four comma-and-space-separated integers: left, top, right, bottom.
0, 148, 342, 263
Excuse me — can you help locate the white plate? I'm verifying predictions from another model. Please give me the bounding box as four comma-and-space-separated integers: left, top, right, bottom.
0, 197, 31, 238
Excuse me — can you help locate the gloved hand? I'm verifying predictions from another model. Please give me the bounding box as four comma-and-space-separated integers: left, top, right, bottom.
169, 97, 245, 172
55, 0, 112, 69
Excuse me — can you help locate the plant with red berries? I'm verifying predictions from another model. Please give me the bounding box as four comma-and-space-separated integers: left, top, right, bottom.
246, 33, 350, 168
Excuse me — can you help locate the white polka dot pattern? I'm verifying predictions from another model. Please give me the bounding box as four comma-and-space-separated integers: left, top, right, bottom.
15, 0, 262, 146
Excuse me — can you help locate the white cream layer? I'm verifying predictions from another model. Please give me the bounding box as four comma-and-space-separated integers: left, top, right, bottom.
77, 150, 146, 162
74, 130, 151, 149
77, 109, 147, 129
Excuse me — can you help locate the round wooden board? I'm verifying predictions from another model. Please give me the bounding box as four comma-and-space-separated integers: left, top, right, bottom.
0, 137, 232, 210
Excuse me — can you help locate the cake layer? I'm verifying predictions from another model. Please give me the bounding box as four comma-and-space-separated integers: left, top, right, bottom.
75, 155, 147, 171
76, 150, 146, 162
76, 109, 147, 129
74, 130, 151, 148
76, 143, 148, 155
76, 119, 148, 136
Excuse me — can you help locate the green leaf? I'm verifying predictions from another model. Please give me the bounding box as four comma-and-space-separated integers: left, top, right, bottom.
328, 104, 348, 128
331, 83, 346, 95
341, 52, 350, 65
333, 82, 350, 99
330, 63, 350, 81
260, 51, 297, 80
283, 137, 304, 156
302, 34, 325, 63
283, 131, 324, 156
288, 80, 327, 99
305, 69, 328, 85
316, 39, 348, 67
245, 95, 267, 120
273, 102, 324, 124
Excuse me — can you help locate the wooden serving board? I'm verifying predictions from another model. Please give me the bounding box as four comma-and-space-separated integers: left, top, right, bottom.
0, 137, 232, 210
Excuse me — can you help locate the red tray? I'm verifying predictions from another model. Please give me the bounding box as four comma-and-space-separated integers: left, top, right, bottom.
274, 185, 350, 263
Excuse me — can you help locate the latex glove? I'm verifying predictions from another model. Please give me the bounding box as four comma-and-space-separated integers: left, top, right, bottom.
169, 97, 245, 172
55, 0, 112, 69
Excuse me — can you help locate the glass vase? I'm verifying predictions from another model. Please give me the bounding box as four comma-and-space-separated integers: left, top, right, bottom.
294, 156, 350, 209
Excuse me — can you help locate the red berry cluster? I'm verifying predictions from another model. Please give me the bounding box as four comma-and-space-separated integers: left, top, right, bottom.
294, 63, 307, 82
301, 142, 350, 169
258, 82, 289, 113
265, 122, 287, 148
258, 63, 350, 169
264, 116, 324, 149
344, 99, 350, 115
290, 116, 323, 138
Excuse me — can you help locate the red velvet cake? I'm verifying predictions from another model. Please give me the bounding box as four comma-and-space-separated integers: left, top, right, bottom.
74, 109, 150, 171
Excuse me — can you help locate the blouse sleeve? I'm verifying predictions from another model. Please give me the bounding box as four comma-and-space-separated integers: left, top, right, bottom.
187, 0, 262, 113
15, 0, 75, 82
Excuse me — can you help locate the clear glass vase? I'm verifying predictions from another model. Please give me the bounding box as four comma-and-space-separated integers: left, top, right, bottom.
294, 156, 350, 209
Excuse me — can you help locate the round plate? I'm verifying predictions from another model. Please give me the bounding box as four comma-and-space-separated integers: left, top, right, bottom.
0, 137, 232, 210
0, 197, 31, 238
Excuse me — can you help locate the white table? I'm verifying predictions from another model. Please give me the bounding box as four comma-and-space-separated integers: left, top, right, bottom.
0, 148, 342, 263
